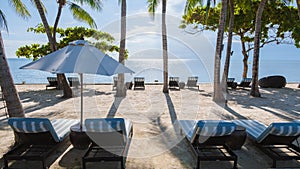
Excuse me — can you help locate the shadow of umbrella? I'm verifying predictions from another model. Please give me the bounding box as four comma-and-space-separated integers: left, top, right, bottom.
20, 40, 134, 130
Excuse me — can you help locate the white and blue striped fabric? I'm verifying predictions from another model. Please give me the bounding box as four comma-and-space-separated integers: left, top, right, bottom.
178, 120, 236, 143
233, 120, 300, 143
8, 118, 79, 142
197, 120, 236, 137
85, 118, 132, 138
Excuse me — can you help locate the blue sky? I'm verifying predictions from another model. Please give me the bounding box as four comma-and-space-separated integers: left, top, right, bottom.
1, 0, 300, 64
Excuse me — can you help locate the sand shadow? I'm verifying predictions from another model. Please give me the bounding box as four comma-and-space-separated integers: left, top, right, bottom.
18, 89, 67, 115
106, 97, 124, 118
228, 87, 300, 120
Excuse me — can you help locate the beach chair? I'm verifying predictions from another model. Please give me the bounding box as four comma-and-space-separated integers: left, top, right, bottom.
46, 77, 59, 90
227, 78, 237, 89
179, 120, 245, 169
3, 118, 78, 169
169, 77, 180, 90
133, 77, 145, 90
233, 120, 300, 168
82, 118, 133, 169
112, 76, 118, 90
186, 76, 199, 90
238, 78, 252, 88
67, 77, 80, 88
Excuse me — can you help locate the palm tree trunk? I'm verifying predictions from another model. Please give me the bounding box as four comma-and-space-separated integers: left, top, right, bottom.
222, 0, 234, 93
0, 32, 24, 117
162, 0, 169, 93
241, 39, 249, 78
250, 0, 267, 97
116, 0, 127, 97
213, 0, 227, 102
34, 0, 73, 98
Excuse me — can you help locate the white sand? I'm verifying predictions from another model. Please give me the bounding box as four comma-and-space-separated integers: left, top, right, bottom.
0, 83, 299, 169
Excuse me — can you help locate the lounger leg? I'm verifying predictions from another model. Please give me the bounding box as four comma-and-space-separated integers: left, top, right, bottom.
82, 160, 86, 169
3, 158, 9, 169
232, 159, 238, 169
196, 157, 200, 169
42, 160, 48, 169
271, 160, 276, 168
121, 158, 125, 169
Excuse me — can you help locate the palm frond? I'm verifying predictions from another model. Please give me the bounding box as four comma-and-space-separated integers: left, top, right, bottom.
71, 0, 103, 11
68, 2, 97, 28
10, 0, 31, 18
184, 0, 203, 15
0, 10, 8, 31
147, 0, 159, 17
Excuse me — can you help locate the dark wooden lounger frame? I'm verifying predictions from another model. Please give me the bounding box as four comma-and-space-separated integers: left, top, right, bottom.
3, 132, 68, 169
227, 78, 237, 89
189, 135, 238, 169
67, 77, 80, 87
253, 134, 300, 168
82, 126, 133, 169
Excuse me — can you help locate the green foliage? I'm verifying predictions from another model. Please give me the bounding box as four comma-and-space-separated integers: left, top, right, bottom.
182, 0, 300, 48
16, 25, 128, 60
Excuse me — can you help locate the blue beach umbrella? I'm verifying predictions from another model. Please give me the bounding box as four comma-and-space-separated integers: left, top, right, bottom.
20, 40, 134, 129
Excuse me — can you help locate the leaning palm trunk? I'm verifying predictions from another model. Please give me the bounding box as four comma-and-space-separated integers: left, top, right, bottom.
213, 0, 227, 102
162, 0, 169, 93
0, 32, 24, 117
222, 0, 234, 93
34, 0, 73, 98
250, 0, 267, 97
116, 0, 127, 97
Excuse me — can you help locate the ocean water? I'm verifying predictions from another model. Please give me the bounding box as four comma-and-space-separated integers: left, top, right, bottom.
7, 58, 300, 84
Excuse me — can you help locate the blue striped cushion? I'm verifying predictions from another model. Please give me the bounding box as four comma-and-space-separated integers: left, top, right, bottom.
197, 120, 236, 137
257, 122, 300, 143
85, 118, 131, 137
8, 118, 78, 142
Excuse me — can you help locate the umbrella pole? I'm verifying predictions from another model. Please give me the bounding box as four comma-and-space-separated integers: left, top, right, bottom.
80, 73, 83, 130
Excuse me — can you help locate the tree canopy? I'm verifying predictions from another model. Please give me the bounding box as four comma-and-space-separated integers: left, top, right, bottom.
181, 1, 300, 78
16, 25, 128, 60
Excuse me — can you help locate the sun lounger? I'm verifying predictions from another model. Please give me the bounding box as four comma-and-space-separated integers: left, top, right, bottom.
112, 76, 118, 90
82, 118, 133, 169
186, 76, 199, 90
133, 77, 145, 90
179, 120, 246, 169
46, 77, 59, 90
227, 78, 237, 89
238, 78, 252, 88
169, 77, 180, 90
233, 120, 300, 168
4, 118, 78, 169
67, 77, 80, 87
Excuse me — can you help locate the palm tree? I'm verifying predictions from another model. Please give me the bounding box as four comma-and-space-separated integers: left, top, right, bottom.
0, 0, 30, 117
210, 0, 227, 103
148, 0, 169, 93
116, 0, 127, 97
32, 0, 101, 98
184, 0, 227, 102
222, 0, 234, 93
250, 0, 292, 97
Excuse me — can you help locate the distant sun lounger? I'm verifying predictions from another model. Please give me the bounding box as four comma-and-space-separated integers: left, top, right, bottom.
238, 78, 252, 88
4, 118, 78, 169
46, 77, 59, 90
67, 77, 80, 88
186, 76, 199, 90
227, 78, 237, 89
169, 77, 180, 90
133, 77, 145, 90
